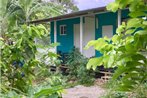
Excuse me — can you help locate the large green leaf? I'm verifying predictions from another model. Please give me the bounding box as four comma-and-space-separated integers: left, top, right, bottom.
126, 18, 142, 29
84, 40, 98, 50
125, 43, 137, 53
34, 86, 63, 98
106, 2, 119, 12
87, 57, 103, 70
112, 65, 127, 80
125, 29, 136, 35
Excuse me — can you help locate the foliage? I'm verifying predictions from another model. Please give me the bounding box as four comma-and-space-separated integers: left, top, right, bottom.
0, 0, 64, 47
0, 86, 63, 98
0, 0, 64, 97
33, 75, 64, 98
35, 44, 60, 80
0, 77, 63, 98
1, 0, 65, 30
48, 0, 79, 13
76, 64, 95, 86
66, 47, 84, 76
1, 24, 46, 92
0, 23, 63, 95
86, 0, 147, 91
66, 47, 95, 85
0, 24, 62, 96
101, 91, 127, 98
131, 82, 147, 98
34, 86, 63, 98
102, 81, 147, 98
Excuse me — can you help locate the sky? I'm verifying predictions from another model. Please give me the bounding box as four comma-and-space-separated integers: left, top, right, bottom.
74, 0, 114, 10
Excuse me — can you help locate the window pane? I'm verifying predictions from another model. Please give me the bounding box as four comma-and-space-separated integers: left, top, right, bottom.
60, 25, 67, 35
61, 26, 63, 34
64, 26, 66, 34
102, 25, 113, 38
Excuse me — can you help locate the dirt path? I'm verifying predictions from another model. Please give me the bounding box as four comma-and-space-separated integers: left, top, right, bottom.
62, 85, 106, 98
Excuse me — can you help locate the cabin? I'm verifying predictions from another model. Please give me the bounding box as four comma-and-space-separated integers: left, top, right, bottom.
31, 7, 129, 58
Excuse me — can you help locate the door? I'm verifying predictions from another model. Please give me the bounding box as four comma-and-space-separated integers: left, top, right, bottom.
83, 16, 95, 57
74, 16, 95, 58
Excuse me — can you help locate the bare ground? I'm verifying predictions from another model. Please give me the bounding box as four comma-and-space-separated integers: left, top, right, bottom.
62, 85, 106, 98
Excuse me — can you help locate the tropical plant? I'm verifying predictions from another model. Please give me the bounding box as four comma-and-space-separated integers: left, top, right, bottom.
48, 0, 79, 13
1, 24, 48, 92
0, 0, 63, 44
86, 0, 147, 92
66, 47, 84, 76
0, 79, 63, 98
66, 47, 95, 85
33, 75, 64, 98
0, 0, 64, 97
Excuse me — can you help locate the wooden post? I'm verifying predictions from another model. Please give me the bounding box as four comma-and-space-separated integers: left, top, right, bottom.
80, 16, 83, 53
54, 21, 57, 53
118, 10, 121, 27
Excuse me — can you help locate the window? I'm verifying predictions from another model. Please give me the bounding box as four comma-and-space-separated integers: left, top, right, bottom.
102, 25, 113, 38
60, 25, 67, 35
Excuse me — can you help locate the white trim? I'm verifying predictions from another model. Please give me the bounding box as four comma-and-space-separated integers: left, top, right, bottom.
96, 18, 99, 29
60, 25, 67, 35
118, 10, 121, 27
80, 16, 83, 53
54, 21, 57, 53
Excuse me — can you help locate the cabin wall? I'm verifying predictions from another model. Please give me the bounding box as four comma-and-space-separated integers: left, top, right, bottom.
94, 9, 129, 57
121, 9, 130, 19
95, 12, 117, 57
50, 9, 130, 56
57, 18, 80, 53
50, 22, 54, 43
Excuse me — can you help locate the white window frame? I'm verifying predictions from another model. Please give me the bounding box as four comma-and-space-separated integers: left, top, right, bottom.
60, 25, 67, 35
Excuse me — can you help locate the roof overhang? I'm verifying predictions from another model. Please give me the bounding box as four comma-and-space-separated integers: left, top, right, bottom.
29, 6, 106, 24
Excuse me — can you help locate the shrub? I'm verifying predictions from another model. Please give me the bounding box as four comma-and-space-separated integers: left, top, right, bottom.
66, 47, 95, 85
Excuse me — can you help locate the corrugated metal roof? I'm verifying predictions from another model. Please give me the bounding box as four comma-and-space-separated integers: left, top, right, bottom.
29, 6, 106, 24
